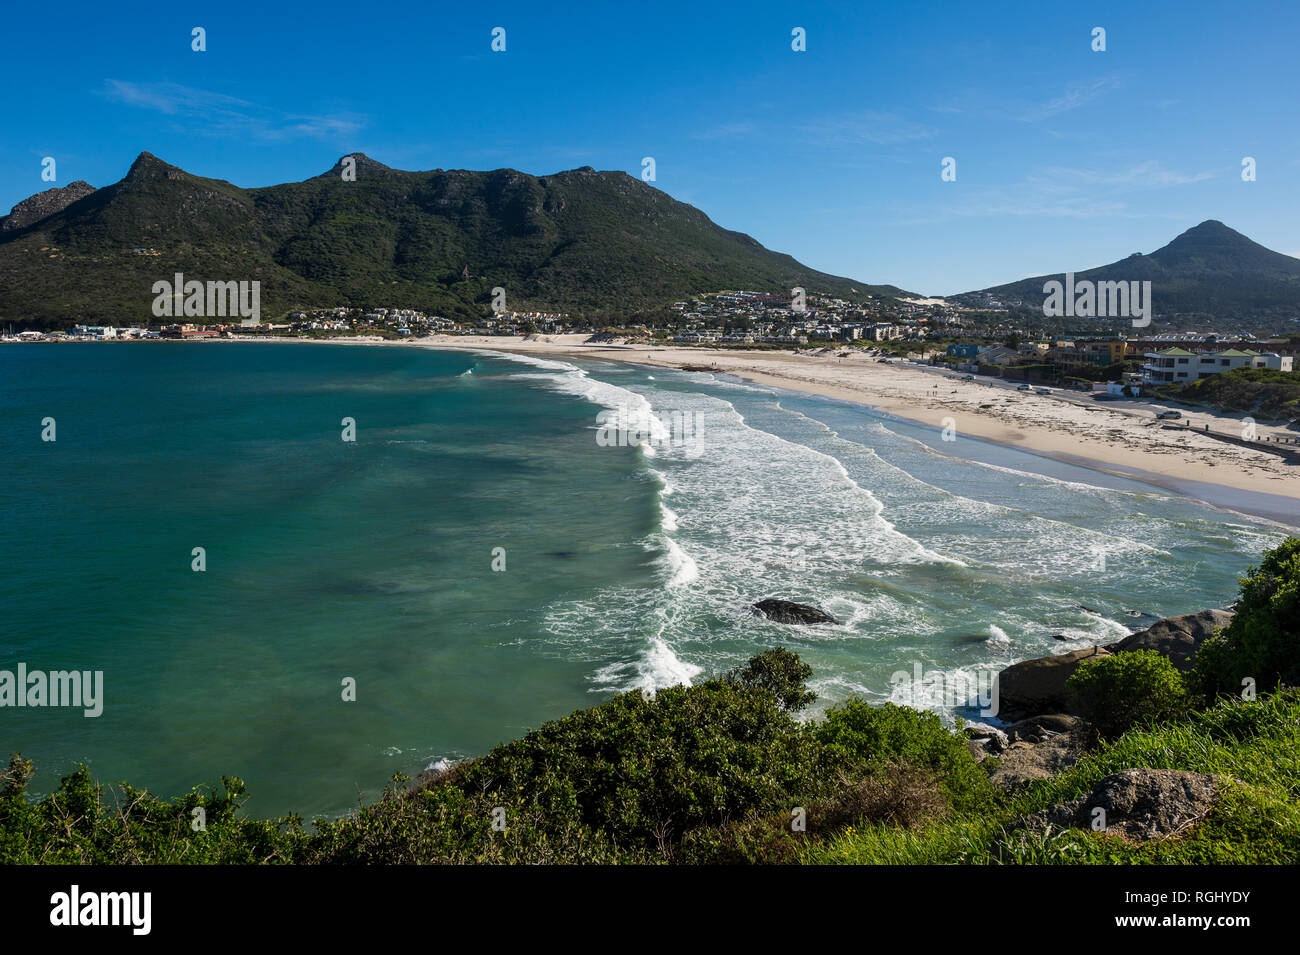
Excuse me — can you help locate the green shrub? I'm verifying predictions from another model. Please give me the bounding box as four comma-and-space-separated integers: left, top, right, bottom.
722, 646, 816, 711
1066, 650, 1187, 737
0, 755, 306, 864
403, 680, 828, 859
813, 700, 992, 810
1192, 537, 1300, 700
309, 654, 837, 862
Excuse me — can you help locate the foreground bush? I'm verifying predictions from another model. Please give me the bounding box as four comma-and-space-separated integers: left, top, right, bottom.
680, 763, 950, 864
1066, 650, 1187, 738
814, 700, 993, 810
0, 648, 992, 864
7, 641, 1295, 865
0, 756, 306, 864
1193, 536, 1300, 699
723, 645, 816, 711
316, 676, 830, 862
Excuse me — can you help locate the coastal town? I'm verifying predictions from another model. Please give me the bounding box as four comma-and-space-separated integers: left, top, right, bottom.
5, 288, 1296, 397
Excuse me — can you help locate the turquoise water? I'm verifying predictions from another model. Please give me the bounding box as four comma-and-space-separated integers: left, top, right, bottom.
0, 342, 1290, 817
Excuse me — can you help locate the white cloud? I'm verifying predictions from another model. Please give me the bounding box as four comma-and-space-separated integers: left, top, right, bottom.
1020, 76, 1122, 122
102, 80, 365, 142
1033, 160, 1214, 187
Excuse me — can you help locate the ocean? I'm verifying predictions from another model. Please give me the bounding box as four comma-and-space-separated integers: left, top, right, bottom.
0, 341, 1288, 818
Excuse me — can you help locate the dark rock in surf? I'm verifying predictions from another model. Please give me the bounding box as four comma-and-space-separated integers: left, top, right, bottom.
994, 646, 1111, 721
752, 599, 837, 625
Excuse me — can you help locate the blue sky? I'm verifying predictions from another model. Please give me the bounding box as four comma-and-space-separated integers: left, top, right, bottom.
3, 0, 1297, 295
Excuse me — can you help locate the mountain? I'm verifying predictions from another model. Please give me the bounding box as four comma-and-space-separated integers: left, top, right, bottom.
0, 181, 97, 232
955, 221, 1300, 326
0, 152, 910, 326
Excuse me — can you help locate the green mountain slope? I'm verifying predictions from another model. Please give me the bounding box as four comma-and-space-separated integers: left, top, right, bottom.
0, 152, 909, 326
955, 220, 1300, 324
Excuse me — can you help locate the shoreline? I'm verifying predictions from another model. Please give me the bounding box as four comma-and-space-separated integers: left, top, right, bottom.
405, 335, 1300, 528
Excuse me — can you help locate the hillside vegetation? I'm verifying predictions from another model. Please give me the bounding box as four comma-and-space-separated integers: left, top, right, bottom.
1159, 366, 1300, 422
0, 153, 907, 327
958, 220, 1300, 325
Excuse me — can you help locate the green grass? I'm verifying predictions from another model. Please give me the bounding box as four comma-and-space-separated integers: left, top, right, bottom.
807, 690, 1300, 864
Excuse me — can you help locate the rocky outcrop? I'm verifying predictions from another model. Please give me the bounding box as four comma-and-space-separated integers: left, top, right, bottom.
1, 180, 96, 231
1005, 713, 1089, 744
1104, 609, 1234, 672
993, 609, 1233, 723
1009, 769, 1218, 842
988, 716, 1093, 789
962, 724, 1008, 761
993, 646, 1110, 721
980, 607, 1236, 798
752, 599, 837, 625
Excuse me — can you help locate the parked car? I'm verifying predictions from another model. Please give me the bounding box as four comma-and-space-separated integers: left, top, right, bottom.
1035, 388, 1052, 395
961, 374, 975, 380
1156, 410, 1183, 420
1016, 383, 1031, 391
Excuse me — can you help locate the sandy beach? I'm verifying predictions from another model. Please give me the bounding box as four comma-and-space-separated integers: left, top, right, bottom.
394, 333, 1300, 524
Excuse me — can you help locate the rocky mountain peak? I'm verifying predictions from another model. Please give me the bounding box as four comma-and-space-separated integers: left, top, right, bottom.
1, 180, 97, 232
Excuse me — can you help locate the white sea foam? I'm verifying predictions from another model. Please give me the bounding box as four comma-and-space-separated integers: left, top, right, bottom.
660, 535, 699, 588
769, 402, 1178, 571
499, 357, 1284, 722
640, 636, 703, 688
660, 502, 679, 532
589, 633, 703, 693
481, 350, 671, 447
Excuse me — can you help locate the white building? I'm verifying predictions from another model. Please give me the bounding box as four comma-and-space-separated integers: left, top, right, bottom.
1253, 352, 1294, 372
1142, 347, 1292, 384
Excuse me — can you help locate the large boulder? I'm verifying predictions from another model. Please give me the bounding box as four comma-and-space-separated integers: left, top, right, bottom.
993, 646, 1111, 721
1104, 609, 1234, 672
752, 599, 837, 625
1010, 769, 1218, 842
